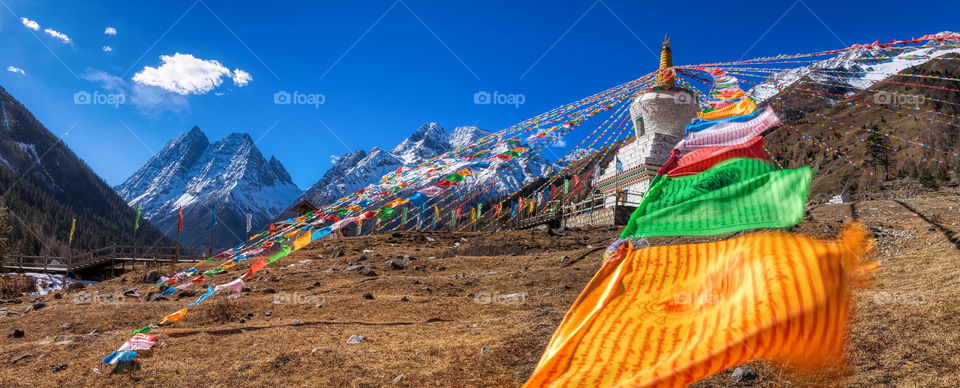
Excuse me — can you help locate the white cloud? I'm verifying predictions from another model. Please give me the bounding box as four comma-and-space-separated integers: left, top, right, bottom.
132, 53, 251, 95
43, 28, 71, 44
330, 154, 341, 164
104, 27, 117, 35
7, 66, 26, 75
20, 17, 39, 31
231, 68, 252, 87
102, 46, 113, 52
551, 139, 567, 148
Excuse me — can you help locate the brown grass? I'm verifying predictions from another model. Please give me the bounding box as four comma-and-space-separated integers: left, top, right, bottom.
1, 192, 959, 387
0, 275, 35, 299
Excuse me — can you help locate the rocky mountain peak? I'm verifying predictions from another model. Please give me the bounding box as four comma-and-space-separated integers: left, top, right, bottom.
115, 127, 302, 248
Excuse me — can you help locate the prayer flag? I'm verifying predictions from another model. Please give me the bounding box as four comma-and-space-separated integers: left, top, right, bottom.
524, 223, 874, 388
622, 158, 811, 238
178, 206, 184, 232
133, 205, 142, 231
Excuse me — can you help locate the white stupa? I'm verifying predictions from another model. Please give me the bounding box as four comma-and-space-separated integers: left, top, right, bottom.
593, 35, 700, 203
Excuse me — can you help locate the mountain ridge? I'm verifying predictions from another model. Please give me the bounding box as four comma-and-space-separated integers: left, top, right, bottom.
115, 127, 301, 249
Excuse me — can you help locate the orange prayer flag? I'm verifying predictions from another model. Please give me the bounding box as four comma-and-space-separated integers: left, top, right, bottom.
698, 98, 757, 121
524, 223, 874, 388
159, 308, 188, 324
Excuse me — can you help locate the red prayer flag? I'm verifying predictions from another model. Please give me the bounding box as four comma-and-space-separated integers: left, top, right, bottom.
241, 256, 267, 280
667, 137, 766, 177
177, 206, 184, 232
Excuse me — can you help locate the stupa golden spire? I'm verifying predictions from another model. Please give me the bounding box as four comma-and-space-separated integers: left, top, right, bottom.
657, 34, 675, 88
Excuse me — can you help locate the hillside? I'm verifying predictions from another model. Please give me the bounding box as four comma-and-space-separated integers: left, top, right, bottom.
1, 189, 959, 387
0, 86, 169, 255
764, 53, 960, 201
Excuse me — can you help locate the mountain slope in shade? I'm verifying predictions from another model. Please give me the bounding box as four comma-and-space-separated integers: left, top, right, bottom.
0, 85, 169, 255
297, 122, 551, 210
764, 52, 960, 200
115, 127, 302, 249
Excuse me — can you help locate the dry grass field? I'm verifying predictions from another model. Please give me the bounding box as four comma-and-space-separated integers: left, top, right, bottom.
1, 191, 959, 387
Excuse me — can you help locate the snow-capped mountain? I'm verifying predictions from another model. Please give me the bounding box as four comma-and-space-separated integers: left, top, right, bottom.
115, 126, 302, 248
297, 122, 550, 209
748, 31, 960, 101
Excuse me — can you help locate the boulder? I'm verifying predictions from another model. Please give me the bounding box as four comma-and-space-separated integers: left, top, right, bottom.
731, 366, 758, 382
141, 270, 161, 284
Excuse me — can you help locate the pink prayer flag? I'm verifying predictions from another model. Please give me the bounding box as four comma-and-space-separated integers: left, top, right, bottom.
118, 333, 157, 351
676, 107, 780, 152
417, 186, 444, 197
214, 278, 245, 293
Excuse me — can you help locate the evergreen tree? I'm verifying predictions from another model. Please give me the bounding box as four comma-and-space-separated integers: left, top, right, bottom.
865, 126, 893, 180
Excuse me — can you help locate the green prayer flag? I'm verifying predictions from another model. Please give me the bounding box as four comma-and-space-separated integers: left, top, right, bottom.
202, 267, 225, 276
620, 158, 811, 238
131, 326, 151, 335
563, 179, 570, 194
444, 173, 466, 182
334, 208, 349, 215
268, 245, 292, 264
377, 206, 396, 220
133, 204, 143, 231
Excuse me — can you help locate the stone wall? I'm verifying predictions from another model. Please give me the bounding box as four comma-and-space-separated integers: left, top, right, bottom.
561, 205, 636, 228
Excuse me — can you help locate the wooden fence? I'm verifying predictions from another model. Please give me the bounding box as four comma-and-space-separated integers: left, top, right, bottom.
0, 245, 210, 275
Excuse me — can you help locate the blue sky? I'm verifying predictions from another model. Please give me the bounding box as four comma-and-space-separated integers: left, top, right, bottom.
1, 0, 957, 188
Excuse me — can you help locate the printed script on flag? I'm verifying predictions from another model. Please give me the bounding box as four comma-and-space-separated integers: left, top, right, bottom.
524, 223, 875, 387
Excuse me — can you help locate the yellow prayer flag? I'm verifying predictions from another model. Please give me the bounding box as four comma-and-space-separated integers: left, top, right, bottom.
292, 231, 312, 251
216, 261, 237, 270
524, 223, 874, 388
68, 218, 76, 244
